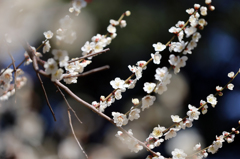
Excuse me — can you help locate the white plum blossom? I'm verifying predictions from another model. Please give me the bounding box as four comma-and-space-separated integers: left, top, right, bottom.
141, 95, 156, 111
165, 128, 178, 140
143, 82, 156, 94
192, 32, 201, 42
44, 58, 58, 75
135, 67, 143, 80
154, 83, 167, 95
171, 115, 182, 123
110, 77, 126, 90
52, 49, 68, 62
216, 86, 223, 91
127, 79, 137, 89
43, 40, 51, 53
169, 54, 180, 66
186, 8, 194, 15
208, 145, 217, 154
228, 71, 234, 78
0, 68, 13, 83
227, 83, 234, 90
136, 61, 147, 70
185, 26, 197, 38
155, 67, 169, 81
51, 68, 63, 81
114, 89, 122, 100
151, 125, 166, 138
120, 20, 127, 28
207, 94, 217, 107
151, 52, 162, 64
172, 148, 187, 159
112, 112, 128, 127
63, 72, 78, 84
153, 42, 166, 52
132, 98, 139, 105
128, 139, 143, 153
107, 25, 117, 33
81, 41, 95, 53
99, 101, 107, 112
187, 104, 200, 121
193, 143, 201, 151
128, 108, 140, 121
200, 6, 208, 16
110, 19, 119, 26
43, 30, 53, 39
201, 105, 208, 115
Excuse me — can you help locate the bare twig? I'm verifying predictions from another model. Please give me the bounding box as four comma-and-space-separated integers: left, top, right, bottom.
68, 110, 88, 158
56, 85, 82, 124
7, 46, 17, 101
63, 65, 110, 79
36, 72, 56, 121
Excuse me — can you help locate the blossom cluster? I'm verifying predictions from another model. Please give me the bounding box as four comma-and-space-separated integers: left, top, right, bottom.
0, 68, 27, 101
115, 129, 143, 153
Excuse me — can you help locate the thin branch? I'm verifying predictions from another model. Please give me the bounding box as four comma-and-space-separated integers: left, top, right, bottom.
54, 80, 159, 157
68, 110, 88, 158
68, 48, 110, 63
63, 65, 110, 79
37, 72, 56, 121
7, 46, 17, 101
56, 85, 82, 124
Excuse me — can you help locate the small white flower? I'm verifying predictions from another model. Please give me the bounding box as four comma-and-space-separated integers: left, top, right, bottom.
52, 49, 68, 62
136, 61, 147, 70
216, 86, 223, 91
120, 20, 127, 28
143, 82, 156, 94
200, 6, 208, 16
125, 10, 131, 16
205, 0, 212, 4
201, 105, 208, 115
141, 95, 156, 111
132, 98, 139, 105
110, 77, 126, 90
107, 25, 117, 33
165, 128, 178, 140
185, 26, 197, 38
207, 94, 218, 107
192, 32, 201, 42
228, 71, 235, 78
151, 125, 166, 138
151, 52, 162, 64
110, 19, 119, 26
154, 67, 169, 81
81, 41, 94, 53
227, 83, 234, 90
172, 148, 187, 159
187, 104, 200, 121
114, 89, 122, 100
51, 68, 63, 81
43, 30, 53, 39
44, 58, 58, 75
135, 67, 143, 80
128, 108, 140, 121
186, 8, 194, 15
112, 112, 128, 127
171, 115, 182, 123
63, 72, 78, 84
208, 145, 217, 154
43, 40, 51, 53
193, 143, 201, 151
153, 42, 166, 52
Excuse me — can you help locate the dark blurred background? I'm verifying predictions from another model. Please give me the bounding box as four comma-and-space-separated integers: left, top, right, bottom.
0, 0, 240, 159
